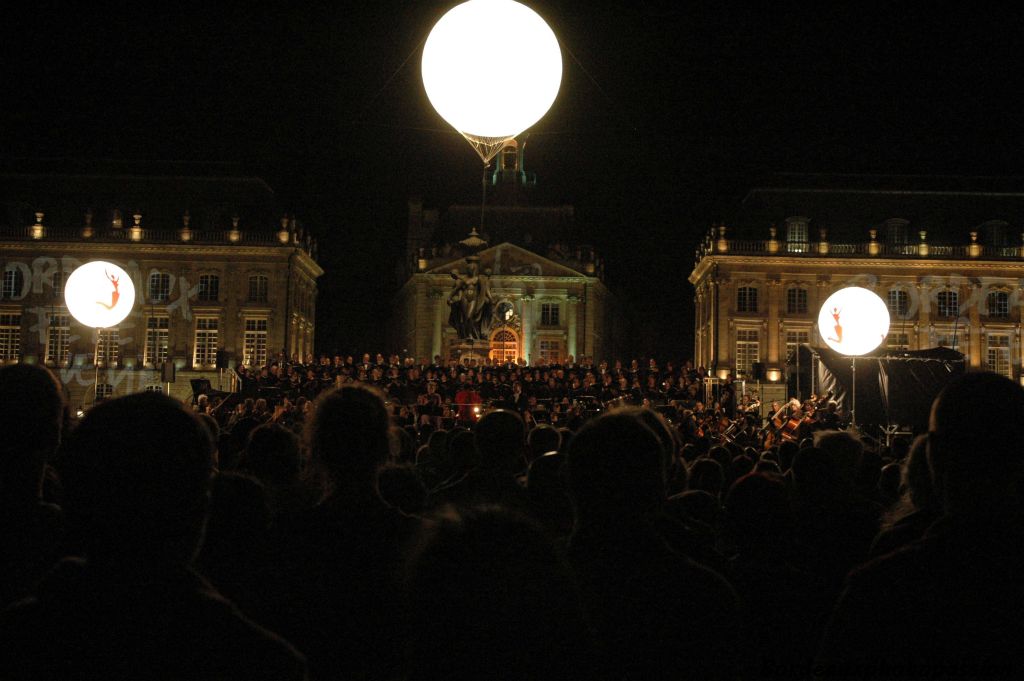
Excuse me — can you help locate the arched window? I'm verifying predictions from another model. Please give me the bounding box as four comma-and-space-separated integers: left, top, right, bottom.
888, 289, 909, 318
987, 291, 1009, 318
1, 267, 26, 300
936, 290, 959, 318
784, 217, 809, 253
198, 274, 220, 302
149, 272, 171, 302
490, 328, 518, 363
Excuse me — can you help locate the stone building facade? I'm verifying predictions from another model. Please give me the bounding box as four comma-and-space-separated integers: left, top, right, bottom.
0, 172, 322, 406
392, 240, 615, 364
390, 142, 621, 363
690, 181, 1024, 384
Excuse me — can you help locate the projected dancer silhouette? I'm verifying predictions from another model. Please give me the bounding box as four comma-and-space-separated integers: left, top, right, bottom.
828, 307, 843, 344
96, 271, 120, 310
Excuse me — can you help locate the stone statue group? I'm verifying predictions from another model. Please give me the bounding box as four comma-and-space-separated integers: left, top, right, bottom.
447, 256, 494, 340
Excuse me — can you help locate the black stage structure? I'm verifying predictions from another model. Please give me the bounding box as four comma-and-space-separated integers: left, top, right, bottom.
803, 345, 966, 434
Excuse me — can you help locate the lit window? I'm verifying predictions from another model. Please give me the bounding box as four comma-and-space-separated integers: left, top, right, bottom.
248, 275, 268, 303
786, 288, 808, 314
888, 290, 909, 318
887, 333, 910, 350
538, 339, 561, 364
198, 274, 220, 302
936, 290, 959, 318
785, 219, 808, 253
96, 328, 120, 367
987, 334, 1011, 378
95, 384, 113, 399
737, 287, 758, 313
193, 317, 219, 368
785, 329, 810, 364
0, 313, 21, 361
736, 329, 760, 375
46, 315, 71, 365
243, 318, 269, 367
987, 291, 1009, 318
490, 329, 518, 363
149, 272, 171, 302
2, 267, 26, 300
145, 316, 170, 366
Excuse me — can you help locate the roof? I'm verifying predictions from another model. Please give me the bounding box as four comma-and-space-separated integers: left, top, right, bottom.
0, 171, 282, 233
728, 174, 1024, 241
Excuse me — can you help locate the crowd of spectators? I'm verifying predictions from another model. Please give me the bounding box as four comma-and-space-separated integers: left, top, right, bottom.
3, 359, 1024, 680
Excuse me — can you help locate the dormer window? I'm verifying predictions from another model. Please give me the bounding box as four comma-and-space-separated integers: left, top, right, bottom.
784, 217, 809, 253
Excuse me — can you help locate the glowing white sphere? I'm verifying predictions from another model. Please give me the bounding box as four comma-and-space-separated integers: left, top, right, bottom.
64, 261, 136, 328
817, 287, 890, 356
422, 0, 562, 140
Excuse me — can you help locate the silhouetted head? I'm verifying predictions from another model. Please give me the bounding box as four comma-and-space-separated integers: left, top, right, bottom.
688, 458, 725, 498
526, 424, 561, 462
928, 371, 1024, 517
307, 384, 390, 489
725, 472, 793, 546
404, 505, 587, 681
567, 409, 665, 520
474, 409, 526, 473
241, 423, 301, 485
447, 429, 479, 473
62, 393, 214, 564
0, 364, 65, 502
813, 430, 864, 487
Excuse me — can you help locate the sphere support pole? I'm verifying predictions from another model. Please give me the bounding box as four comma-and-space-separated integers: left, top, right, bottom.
94, 327, 103, 404
851, 356, 856, 427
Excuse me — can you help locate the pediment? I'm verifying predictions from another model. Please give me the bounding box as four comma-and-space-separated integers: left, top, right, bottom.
423, 242, 588, 279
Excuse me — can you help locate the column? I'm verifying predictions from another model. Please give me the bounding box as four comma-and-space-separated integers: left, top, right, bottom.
431, 290, 445, 359
584, 285, 596, 358
968, 283, 981, 369
915, 281, 931, 351
566, 294, 579, 359
767, 278, 781, 365
521, 295, 534, 364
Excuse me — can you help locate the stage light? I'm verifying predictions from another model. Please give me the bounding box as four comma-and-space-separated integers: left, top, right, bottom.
817, 287, 889, 356
64, 261, 136, 328
422, 0, 562, 162
766, 369, 782, 382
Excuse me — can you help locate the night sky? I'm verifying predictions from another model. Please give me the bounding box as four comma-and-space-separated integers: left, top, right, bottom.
4, 3, 1024, 358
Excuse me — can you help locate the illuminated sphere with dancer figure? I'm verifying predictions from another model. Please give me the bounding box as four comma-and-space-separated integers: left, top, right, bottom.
421, 0, 562, 163
817, 286, 889, 356
64, 261, 136, 328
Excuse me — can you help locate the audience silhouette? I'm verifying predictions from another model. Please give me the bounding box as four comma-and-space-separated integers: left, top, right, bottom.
6, 361, 1022, 681
0, 392, 306, 680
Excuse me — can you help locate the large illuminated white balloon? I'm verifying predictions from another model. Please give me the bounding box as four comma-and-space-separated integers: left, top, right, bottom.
64, 261, 136, 328
422, 0, 562, 162
817, 287, 890, 356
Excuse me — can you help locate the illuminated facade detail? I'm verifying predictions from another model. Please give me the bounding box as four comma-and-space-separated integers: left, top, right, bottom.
145, 315, 170, 366
193, 317, 219, 369
243, 318, 269, 367
0, 313, 20, 362
0, 171, 322, 404
489, 328, 518, 362
46, 314, 71, 366
690, 184, 1024, 381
